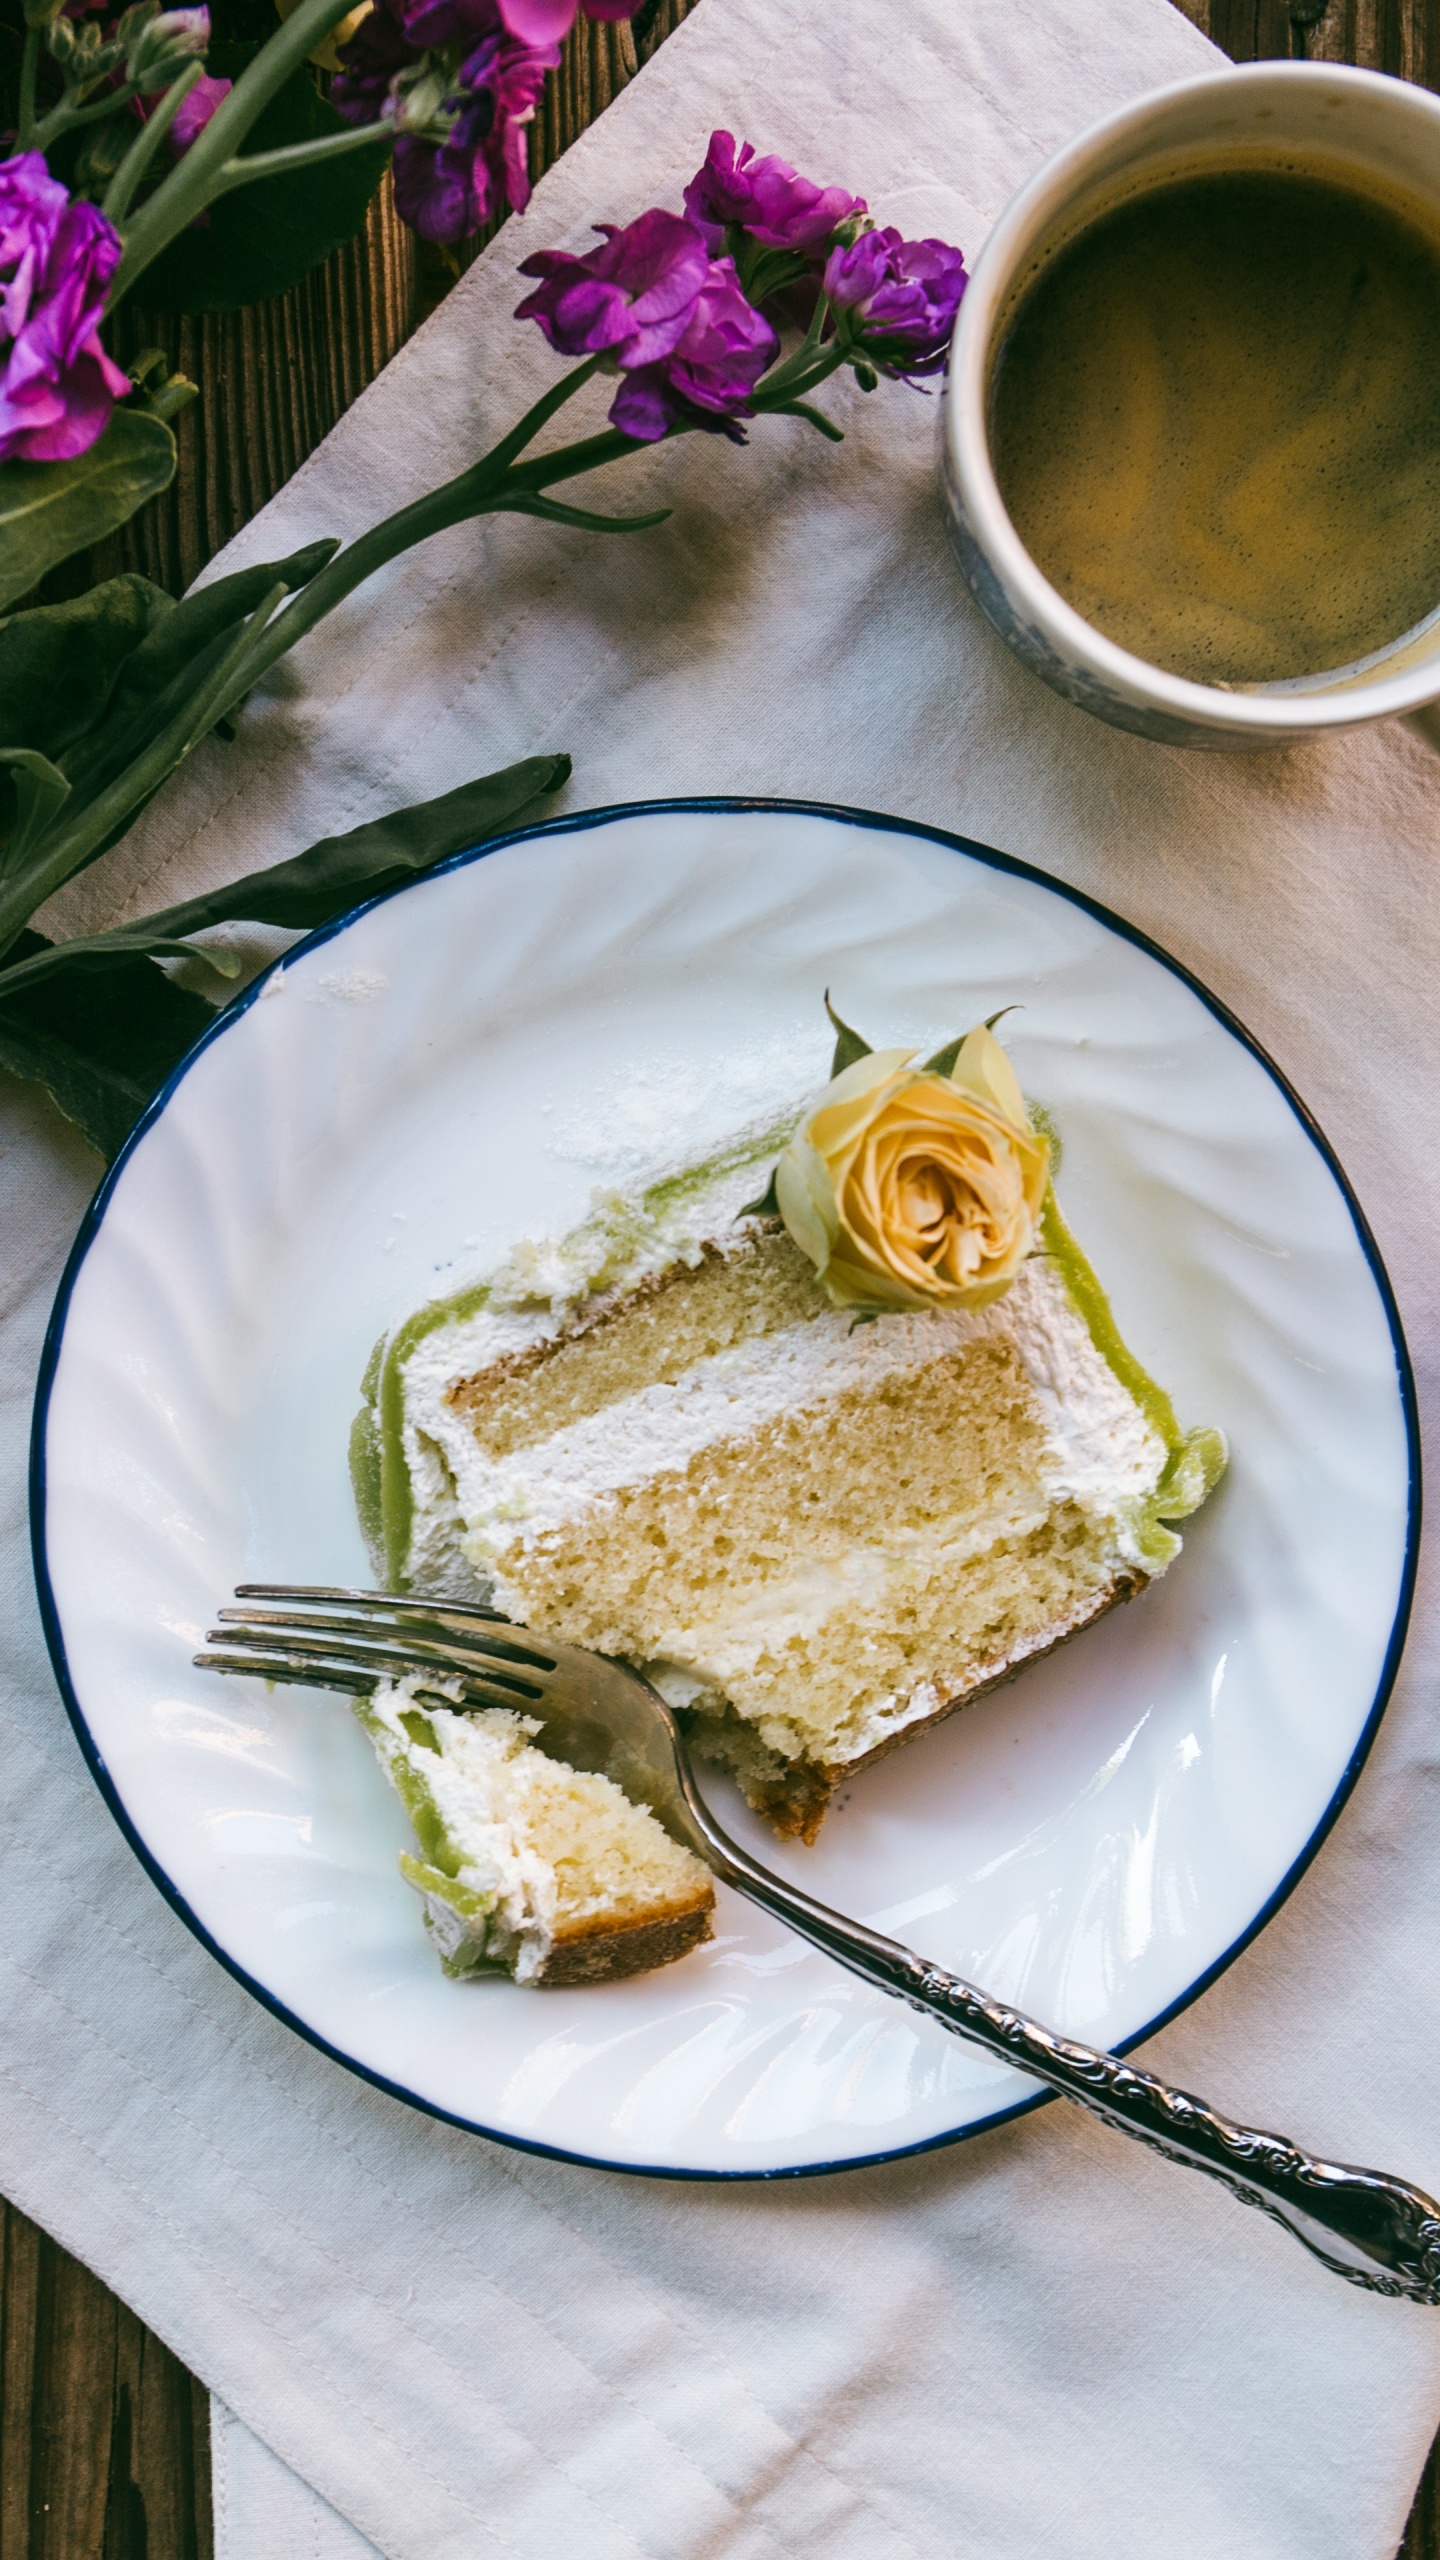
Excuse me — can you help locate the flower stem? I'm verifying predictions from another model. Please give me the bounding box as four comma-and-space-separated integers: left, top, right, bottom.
32, 79, 149, 151
478, 352, 602, 477
102, 62, 206, 224
204, 119, 393, 199
0, 350, 819, 947
16, 25, 39, 150
752, 337, 847, 412
227, 363, 615, 681
107, 0, 367, 307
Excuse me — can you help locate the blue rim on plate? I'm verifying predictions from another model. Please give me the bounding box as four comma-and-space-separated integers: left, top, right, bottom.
28, 797, 1422, 2181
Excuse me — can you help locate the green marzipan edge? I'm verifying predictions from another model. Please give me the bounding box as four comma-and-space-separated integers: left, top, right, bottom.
353, 1691, 513, 1976
1040, 1183, 1228, 1545
1040, 1185, 1182, 1453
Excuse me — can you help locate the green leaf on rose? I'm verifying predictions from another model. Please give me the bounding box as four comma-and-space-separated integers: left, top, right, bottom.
824, 990, 872, 1077
133, 46, 391, 314
0, 409, 176, 613
921, 1007, 1017, 1079
737, 1166, 780, 1219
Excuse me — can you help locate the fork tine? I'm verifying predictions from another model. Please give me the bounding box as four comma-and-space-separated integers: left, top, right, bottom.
237, 1583, 512, 1624
233, 1587, 550, 1669
195, 1644, 544, 1717
221, 1597, 550, 1679
205, 1619, 547, 1703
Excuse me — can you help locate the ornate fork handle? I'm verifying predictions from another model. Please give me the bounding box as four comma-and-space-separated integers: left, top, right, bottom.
681, 1784, 1440, 2302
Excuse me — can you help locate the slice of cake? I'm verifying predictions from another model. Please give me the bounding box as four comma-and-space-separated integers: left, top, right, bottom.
359, 1678, 715, 1984
352, 1006, 1226, 1841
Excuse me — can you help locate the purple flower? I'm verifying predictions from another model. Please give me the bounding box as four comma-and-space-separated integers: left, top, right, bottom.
393, 79, 522, 235
332, 0, 417, 122
0, 153, 130, 466
515, 209, 709, 363
682, 130, 865, 256
168, 71, 233, 153
337, 0, 557, 239
336, 0, 574, 239
823, 226, 967, 379
609, 255, 778, 441
499, 0, 637, 33
515, 210, 777, 440
395, 0, 504, 52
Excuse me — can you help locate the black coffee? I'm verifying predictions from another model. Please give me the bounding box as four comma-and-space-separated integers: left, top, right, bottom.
990, 169, 1440, 686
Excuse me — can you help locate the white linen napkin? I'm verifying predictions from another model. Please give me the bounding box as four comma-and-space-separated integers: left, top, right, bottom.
8, 1, 1440, 2555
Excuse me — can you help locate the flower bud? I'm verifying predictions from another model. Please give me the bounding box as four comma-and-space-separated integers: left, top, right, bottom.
127, 2, 211, 84
116, 0, 160, 46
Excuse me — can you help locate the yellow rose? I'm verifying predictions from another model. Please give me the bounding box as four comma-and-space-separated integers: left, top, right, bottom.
774, 1023, 1050, 1314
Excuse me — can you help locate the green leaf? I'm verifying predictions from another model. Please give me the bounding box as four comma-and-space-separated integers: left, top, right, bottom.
101, 753, 575, 938
0, 928, 214, 1158
0, 409, 176, 612
737, 1166, 780, 1219
0, 750, 71, 875
824, 989, 872, 1077
100, 540, 338, 715
0, 575, 170, 761
0, 756, 572, 1017
51, 541, 339, 815
133, 46, 391, 314
922, 1007, 1017, 1079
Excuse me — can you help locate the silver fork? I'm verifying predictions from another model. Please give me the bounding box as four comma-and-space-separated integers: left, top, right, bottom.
198, 1583, 1440, 2303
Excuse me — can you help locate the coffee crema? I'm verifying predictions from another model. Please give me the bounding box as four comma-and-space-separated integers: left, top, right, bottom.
989, 168, 1440, 687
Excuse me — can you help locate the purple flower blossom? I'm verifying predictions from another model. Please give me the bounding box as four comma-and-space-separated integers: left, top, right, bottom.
823, 225, 967, 379
335, 0, 640, 241
682, 130, 865, 257
515, 209, 710, 363
609, 255, 778, 440
395, 28, 555, 237
336, 0, 557, 239
499, 0, 636, 33
168, 71, 233, 152
332, 0, 417, 123
516, 210, 777, 440
0, 153, 130, 466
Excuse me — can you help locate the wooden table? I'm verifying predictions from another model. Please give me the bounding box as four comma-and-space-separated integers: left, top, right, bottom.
4, 1, 1438, 2550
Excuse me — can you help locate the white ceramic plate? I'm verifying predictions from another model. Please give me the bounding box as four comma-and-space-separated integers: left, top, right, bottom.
32, 801, 1417, 2178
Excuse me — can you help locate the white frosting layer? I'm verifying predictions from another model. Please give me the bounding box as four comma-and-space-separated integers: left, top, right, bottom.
400, 1252, 1166, 1605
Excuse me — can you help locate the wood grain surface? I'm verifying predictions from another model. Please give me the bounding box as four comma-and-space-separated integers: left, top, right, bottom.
5, 0, 1439, 2553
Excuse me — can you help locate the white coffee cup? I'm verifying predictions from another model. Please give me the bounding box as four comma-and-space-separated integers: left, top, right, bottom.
940, 61, 1440, 750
